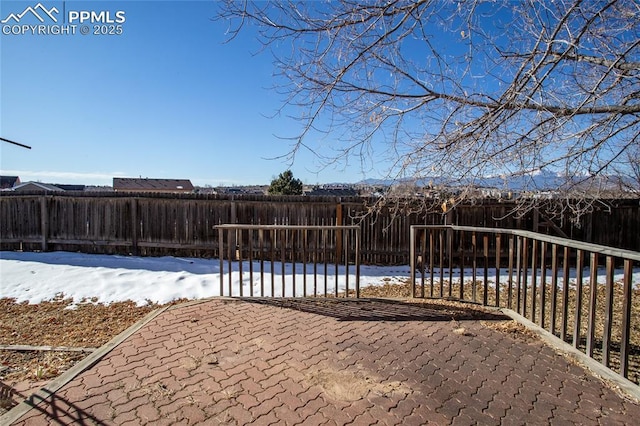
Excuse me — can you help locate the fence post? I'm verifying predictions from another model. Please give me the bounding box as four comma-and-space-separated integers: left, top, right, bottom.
40, 196, 48, 252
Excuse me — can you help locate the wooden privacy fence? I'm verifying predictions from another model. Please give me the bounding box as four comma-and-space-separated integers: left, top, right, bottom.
1, 192, 639, 264
0, 193, 348, 259
215, 224, 360, 298
410, 225, 640, 384
0, 192, 448, 263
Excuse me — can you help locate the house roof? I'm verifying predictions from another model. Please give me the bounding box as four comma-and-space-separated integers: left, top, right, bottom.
0, 176, 20, 189
113, 178, 194, 192
56, 184, 86, 191
13, 181, 64, 192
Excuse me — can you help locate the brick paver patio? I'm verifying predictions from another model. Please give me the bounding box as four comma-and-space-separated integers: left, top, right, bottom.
3, 298, 639, 425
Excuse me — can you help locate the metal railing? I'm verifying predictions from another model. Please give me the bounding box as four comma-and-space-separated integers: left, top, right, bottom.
215, 224, 360, 298
410, 225, 640, 383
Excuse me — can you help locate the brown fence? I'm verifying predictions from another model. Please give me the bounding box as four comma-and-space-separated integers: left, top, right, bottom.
1, 191, 638, 264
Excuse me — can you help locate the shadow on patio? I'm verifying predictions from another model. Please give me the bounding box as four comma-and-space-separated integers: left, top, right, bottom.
238, 297, 511, 322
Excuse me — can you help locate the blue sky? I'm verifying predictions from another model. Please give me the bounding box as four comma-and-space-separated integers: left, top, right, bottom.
1, 0, 374, 186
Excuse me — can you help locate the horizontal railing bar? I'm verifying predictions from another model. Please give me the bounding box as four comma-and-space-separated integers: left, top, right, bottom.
411, 225, 640, 262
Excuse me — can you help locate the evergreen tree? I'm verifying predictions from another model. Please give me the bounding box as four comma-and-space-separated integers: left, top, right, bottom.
268, 170, 303, 195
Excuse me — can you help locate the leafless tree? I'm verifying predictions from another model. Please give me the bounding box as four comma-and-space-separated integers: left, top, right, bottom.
216, 0, 640, 219
616, 144, 640, 195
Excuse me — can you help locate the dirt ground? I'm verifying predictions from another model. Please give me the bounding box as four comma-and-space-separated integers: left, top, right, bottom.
0, 296, 167, 399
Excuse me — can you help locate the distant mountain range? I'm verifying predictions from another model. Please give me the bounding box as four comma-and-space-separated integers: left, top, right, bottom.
358, 170, 632, 192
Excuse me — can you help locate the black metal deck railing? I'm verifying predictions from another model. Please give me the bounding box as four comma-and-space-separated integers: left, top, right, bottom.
215, 224, 360, 298
410, 225, 640, 383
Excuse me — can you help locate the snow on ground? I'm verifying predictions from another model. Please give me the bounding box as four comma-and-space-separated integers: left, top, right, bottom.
1, 251, 638, 306
0, 251, 410, 305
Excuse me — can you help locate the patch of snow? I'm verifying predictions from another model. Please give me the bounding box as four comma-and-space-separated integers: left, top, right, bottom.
0, 251, 409, 305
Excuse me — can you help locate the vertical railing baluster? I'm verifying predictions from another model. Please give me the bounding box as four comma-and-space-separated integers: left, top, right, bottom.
531, 239, 538, 323
586, 253, 599, 358
280, 228, 286, 297
620, 259, 633, 379
218, 228, 224, 297
602, 256, 614, 368
421, 228, 427, 298
355, 228, 360, 299
259, 229, 265, 297
228, 229, 234, 297
439, 229, 445, 297
539, 241, 547, 328
313, 229, 318, 297
516, 236, 522, 313
550, 244, 558, 336
323, 228, 328, 297
410, 226, 416, 298
270, 228, 275, 297
302, 229, 307, 298
448, 227, 454, 297
483, 233, 489, 306
429, 229, 435, 297
291, 229, 296, 297
573, 250, 584, 348
522, 238, 529, 318
334, 227, 339, 298
345, 229, 350, 298
459, 230, 465, 300
508, 235, 514, 310
472, 232, 478, 303
238, 231, 243, 297
495, 234, 501, 308
248, 230, 253, 297
561, 246, 570, 343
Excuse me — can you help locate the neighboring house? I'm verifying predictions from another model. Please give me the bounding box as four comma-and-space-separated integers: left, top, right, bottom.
84, 185, 114, 192
216, 186, 267, 195
0, 176, 20, 189
225, 188, 245, 195
305, 186, 360, 197
56, 184, 86, 191
113, 178, 194, 193
12, 182, 64, 192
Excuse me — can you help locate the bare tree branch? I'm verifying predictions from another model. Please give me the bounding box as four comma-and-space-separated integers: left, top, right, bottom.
215, 0, 640, 218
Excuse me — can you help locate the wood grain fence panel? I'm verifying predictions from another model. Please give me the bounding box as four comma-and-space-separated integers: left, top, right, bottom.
0, 196, 40, 239
1, 192, 639, 261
